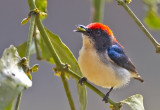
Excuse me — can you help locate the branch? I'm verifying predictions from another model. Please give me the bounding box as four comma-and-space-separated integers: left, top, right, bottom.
33, 25, 41, 60
25, 15, 36, 64
116, 0, 160, 53
61, 72, 76, 110
35, 15, 77, 109
15, 93, 22, 110
35, 16, 62, 68
15, 4, 36, 110
91, 0, 105, 22
35, 13, 121, 109
64, 68, 121, 110
28, 0, 121, 109
27, 0, 76, 109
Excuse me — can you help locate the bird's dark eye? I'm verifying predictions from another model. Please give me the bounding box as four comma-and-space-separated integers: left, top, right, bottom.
96, 30, 101, 36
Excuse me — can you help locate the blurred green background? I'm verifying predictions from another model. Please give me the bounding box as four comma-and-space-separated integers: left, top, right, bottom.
0, 0, 160, 110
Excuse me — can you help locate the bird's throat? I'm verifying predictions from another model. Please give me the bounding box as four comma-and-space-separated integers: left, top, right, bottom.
82, 34, 94, 49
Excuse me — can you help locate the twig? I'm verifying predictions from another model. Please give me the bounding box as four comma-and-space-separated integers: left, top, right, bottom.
35, 16, 77, 110
27, 0, 121, 109
61, 72, 76, 110
91, 0, 105, 22
25, 15, 36, 64
64, 68, 121, 110
15, 6, 36, 110
33, 25, 41, 60
15, 92, 22, 110
35, 16, 62, 67
116, 0, 160, 53
35, 15, 120, 109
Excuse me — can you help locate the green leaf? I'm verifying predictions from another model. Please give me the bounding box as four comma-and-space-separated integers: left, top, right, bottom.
125, 0, 132, 4
39, 35, 54, 63
144, 7, 160, 30
0, 45, 32, 110
121, 94, 145, 110
77, 83, 87, 110
35, 0, 47, 12
17, 42, 27, 57
35, 0, 47, 19
4, 100, 14, 110
142, 0, 160, 5
30, 64, 39, 73
17, 41, 36, 57
21, 17, 30, 25
43, 28, 87, 110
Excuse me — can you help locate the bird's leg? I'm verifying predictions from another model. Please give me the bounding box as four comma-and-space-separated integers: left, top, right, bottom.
102, 87, 114, 103
79, 77, 87, 86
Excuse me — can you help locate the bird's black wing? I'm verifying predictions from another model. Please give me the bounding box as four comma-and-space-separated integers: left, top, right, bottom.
107, 44, 137, 73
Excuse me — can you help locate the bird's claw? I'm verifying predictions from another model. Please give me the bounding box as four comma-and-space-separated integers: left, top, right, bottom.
79, 77, 87, 86
102, 93, 110, 103
102, 87, 113, 103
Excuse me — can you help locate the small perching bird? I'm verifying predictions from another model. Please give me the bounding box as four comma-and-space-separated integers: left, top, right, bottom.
75, 23, 143, 102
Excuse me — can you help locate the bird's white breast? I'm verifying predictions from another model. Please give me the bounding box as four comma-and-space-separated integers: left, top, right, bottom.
78, 35, 131, 88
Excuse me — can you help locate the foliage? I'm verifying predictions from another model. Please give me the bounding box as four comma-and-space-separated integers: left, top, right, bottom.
143, 0, 160, 30
0, 46, 32, 110
18, 0, 87, 109
3, 0, 160, 109
121, 94, 144, 110
43, 28, 87, 110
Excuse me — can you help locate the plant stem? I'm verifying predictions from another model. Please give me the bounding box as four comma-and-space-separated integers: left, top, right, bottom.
33, 25, 41, 60
61, 72, 76, 110
35, 16, 76, 109
35, 9, 120, 110
27, 0, 121, 109
26, 15, 36, 64
27, 0, 77, 109
116, 0, 160, 52
27, 0, 36, 10
91, 0, 105, 23
15, 7, 36, 110
35, 17, 62, 67
35, 14, 120, 108
15, 92, 22, 110
65, 69, 121, 110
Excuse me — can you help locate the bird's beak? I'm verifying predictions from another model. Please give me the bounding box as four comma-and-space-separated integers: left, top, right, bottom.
74, 25, 87, 33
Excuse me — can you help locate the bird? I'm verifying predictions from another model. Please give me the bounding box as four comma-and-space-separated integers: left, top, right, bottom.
74, 23, 144, 102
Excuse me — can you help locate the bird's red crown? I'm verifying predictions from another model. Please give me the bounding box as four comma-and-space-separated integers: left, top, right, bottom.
87, 23, 118, 43
87, 23, 113, 36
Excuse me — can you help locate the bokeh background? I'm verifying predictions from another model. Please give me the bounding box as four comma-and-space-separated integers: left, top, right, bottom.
0, 0, 160, 110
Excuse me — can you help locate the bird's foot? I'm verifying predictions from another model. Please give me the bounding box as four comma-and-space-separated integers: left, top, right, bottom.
102, 93, 110, 103
102, 87, 113, 103
79, 77, 87, 86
